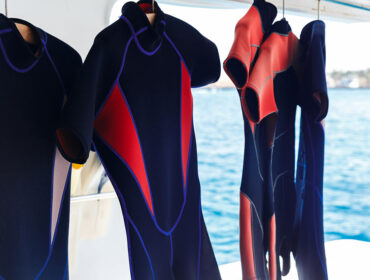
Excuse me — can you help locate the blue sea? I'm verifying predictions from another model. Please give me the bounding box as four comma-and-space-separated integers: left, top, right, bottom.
194, 88, 370, 265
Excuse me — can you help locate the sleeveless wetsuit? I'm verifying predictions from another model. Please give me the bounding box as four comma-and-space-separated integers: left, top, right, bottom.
0, 15, 82, 280
294, 20, 329, 280
59, 1, 221, 279
224, 1, 279, 279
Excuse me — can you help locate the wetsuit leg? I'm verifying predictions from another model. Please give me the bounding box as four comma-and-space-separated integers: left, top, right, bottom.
294, 112, 328, 280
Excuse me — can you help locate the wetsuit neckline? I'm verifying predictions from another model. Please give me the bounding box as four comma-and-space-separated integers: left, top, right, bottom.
0, 14, 46, 71
270, 18, 292, 35
121, 1, 165, 54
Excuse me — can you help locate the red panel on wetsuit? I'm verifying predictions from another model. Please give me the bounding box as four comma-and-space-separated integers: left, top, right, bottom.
240, 192, 257, 279
223, 6, 264, 89
94, 84, 154, 215
181, 62, 193, 188
269, 215, 277, 280
139, 3, 153, 13
244, 31, 298, 123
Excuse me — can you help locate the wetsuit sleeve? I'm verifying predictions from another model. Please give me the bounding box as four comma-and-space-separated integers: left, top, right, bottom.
189, 34, 221, 88
300, 32, 328, 121
57, 37, 108, 164
223, 0, 277, 89
164, 15, 221, 88
243, 31, 298, 123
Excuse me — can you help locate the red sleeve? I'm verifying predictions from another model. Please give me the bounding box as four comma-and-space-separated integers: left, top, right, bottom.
243, 32, 298, 123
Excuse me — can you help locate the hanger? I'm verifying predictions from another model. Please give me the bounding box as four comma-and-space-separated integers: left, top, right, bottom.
282, 0, 286, 20
146, 0, 156, 25
5, 0, 8, 16
317, 0, 321, 20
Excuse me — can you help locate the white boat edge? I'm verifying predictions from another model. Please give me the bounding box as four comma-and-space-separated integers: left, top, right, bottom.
220, 239, 370, 280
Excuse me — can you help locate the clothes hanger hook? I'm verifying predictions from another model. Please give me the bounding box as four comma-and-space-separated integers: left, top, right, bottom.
318, 0, 321, 20
152, 0, 155, 12
283, 0, 285, 18
5, 0, 8, 17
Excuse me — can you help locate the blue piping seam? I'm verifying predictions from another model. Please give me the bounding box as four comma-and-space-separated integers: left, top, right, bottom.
94, 130, 190, 237
116, 81, 156, 218
35, 166, 72, 279
127, 215, 155, 280
44, 43, 67, 95
95, 25, 148, 119
0, 37, 43, 73
0, 28, 12, 35
95, 36, 133, 119
62, 262, 68, 280
163, 32, 192, 80
170, 233, 174, 267
120, 16, 162, 56
92, 141, 136, 280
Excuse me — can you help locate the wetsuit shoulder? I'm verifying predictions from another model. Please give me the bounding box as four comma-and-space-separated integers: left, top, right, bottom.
164, 14, 221, 87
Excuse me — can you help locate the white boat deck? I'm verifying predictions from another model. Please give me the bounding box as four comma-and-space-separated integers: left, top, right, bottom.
69, 192, 370, 279
220, 240, 370, 280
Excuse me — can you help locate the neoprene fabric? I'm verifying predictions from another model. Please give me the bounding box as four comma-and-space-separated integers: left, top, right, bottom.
61, 1, 222, 279
0, 14, 82, 280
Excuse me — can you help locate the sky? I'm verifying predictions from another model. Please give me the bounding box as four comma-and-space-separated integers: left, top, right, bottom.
111, 1, 370, 72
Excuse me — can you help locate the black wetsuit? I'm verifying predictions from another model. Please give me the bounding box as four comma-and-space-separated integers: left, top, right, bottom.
59, 1, 221, 279
242, 19, 299, 280
293, 20, 329, 280
0, 14, 82, 280
224, 1, 278, 279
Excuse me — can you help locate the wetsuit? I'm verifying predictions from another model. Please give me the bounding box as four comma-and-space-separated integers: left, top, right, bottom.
294, 20, 329, 280
243, 19, 299, 280
224, 1, 278, 279
59, 1, 221, 279
0, 15, 82, 279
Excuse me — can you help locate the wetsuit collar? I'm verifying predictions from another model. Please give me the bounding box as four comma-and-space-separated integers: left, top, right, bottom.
270, 18, 292, 35
0, 14, 46, 71
121, 1, 165, 54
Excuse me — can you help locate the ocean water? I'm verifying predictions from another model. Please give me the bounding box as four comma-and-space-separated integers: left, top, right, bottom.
193, 88, 370, 265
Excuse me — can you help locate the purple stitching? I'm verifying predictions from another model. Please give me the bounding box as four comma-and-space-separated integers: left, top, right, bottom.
35, 166, 72, 279
163, 32, 191, 79
0, 37, 43, 73
0, 28, 12, 35
95, 25, 151, 119
116, 82, 193, 236
62, 262, 68, 280
170, 233, 174, 267
44, 45, 66, 95
91, 147, 155, 279
120, 16, 161, 56
185, 123, 194, 192
95, 36, 134, 118
179, 61, 185, 193
117, 81, 156, 216
92, 142, 136, 280
95, 127, 189, 237
127, 215, 155, 280
94, 131, 155, 219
